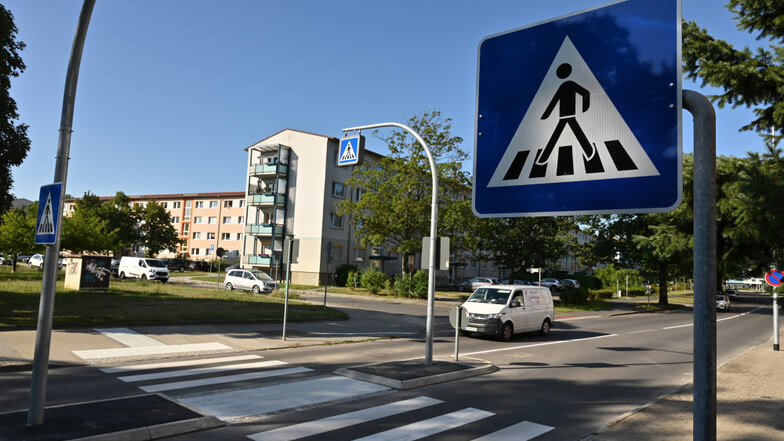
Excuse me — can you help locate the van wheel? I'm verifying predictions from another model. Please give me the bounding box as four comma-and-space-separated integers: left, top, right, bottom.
540, 319, 551, 336
500, 322, 513, 341
225, 283, 233, 291
120, 272, 126, 280
252, 285, 261, 294
179, 267, 185, 272
141, 274, 147, 280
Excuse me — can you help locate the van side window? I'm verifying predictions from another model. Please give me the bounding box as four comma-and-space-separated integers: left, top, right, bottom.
244, 272, 253, 280
511, 292, 524, 307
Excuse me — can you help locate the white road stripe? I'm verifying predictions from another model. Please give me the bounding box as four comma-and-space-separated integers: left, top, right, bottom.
178, 376, 388, 421
662, 324, 692, 330
95, 328, 166, 347
353, 408, 494, 441
140, 367, 312, 393
247, 397, 443, 441
73, 342, 231, 360
118, 360, 287, 382
101, 354, 263, 374
463, 334, 617, 356
472, 421, 554, 440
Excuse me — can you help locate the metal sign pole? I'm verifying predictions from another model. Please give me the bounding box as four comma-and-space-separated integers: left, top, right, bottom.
27, 0, 95, 427
683, 89, 717, 441
774, 292, 780, 351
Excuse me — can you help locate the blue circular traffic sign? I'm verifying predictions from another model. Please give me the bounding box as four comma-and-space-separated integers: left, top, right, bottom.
765, 270, 783, 287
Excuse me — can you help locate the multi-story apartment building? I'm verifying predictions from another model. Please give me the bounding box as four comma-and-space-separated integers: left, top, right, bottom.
63, 192, 246, 260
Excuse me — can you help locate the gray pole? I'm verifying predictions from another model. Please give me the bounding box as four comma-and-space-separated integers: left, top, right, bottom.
27, 0, 95, 426
774, 292, 780, 351
342, 122, 438, 365
683, 89, 717, 441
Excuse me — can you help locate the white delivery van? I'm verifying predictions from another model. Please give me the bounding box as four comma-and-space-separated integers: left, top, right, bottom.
118, 256, 170, 282
460, 285, 553, 341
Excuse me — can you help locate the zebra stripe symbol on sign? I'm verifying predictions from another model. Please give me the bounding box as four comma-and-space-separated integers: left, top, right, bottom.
488, 37, 659, 188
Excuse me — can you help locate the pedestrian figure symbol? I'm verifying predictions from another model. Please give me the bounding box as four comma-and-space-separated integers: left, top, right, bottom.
488, 36, 659, 188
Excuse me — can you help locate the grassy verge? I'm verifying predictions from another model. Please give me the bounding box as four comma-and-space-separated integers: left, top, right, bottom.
0, 267, 346, 328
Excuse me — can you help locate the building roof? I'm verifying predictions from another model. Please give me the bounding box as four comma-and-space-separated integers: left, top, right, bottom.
244, 128, 339, 151
64, 191, 244, 203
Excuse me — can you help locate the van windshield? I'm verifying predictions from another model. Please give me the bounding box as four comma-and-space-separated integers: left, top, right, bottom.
251, 270, 272, 280
467, 288, 511, 304
145, 259, 166, 268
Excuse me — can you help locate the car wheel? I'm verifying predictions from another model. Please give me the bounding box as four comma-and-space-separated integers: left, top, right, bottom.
252, 285, 261, 294
141, 274, 147, 281
226, 283, 233, 291
549, 286, 556, 293
539, 319, 551, 336
459, 330, 472, 337
500, 322, 513, 341
179, 267, 185, 273
120, 272, 126, 280
457, 285, 465, 292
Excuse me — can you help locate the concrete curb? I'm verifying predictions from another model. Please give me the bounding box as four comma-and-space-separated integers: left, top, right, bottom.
71, 415, 223, 441
335, 357, 498, 390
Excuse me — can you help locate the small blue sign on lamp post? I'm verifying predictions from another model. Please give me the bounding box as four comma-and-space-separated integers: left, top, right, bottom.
35, 183, 63, 245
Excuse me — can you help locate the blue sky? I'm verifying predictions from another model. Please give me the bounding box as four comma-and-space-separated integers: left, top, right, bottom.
5, 0, 769, 201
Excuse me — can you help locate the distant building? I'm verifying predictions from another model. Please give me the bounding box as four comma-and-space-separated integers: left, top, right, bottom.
11, 198, 33, 210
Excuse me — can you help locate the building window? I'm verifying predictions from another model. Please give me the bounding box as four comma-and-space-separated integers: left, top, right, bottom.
221, 233, 231, 240
224, 200, 233, 208
206, 232, 215, 240
205, 248, 212, 256
161, 202, 168, 209
193, 232, 201, 239
330, 213, 343, 229
223, 216, 232, 224
209, 201, 218, 208
239, 200, 245, 208
332, 149, 339, 165
184, 201, 191, 221
173, 201, 181, 209
172, 216, 180, 223
238, 216, 244, 224
354, 247, 365, 261
355, 188, 363, 201
332, 182, 345, 198
195, 201, 204, 209
194, 216, 203, 224
208, 216, 217, 224
182, 223, 189, 235
331, 244, 343, 262
192, 248, 200, 255
236, 233, 242, 240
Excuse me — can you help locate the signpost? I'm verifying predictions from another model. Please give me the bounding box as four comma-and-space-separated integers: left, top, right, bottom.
473, 0, 682, 217
765, 269, 781, 351
35, 183, 62, 245
337, 134, 364, 167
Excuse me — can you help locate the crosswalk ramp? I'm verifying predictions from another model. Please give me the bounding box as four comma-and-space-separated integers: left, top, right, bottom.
248, 396, 553, 441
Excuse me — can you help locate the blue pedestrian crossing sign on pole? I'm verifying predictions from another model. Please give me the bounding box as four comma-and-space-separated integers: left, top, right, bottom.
35, 182, 62, 244
473, 0, 682, 217
338, 134, 364, 167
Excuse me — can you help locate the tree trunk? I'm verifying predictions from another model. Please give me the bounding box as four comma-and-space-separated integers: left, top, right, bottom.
657, 262, 669, 306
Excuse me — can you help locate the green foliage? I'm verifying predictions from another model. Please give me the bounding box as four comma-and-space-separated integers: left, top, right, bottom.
559, 287, 588, 304
346, 270, 361, 288
0, 5, 30, 217
0, 203, 41, 269
137, 200, 180, 257
360, 268, 389, 294
593, 265, 644, 289
393, 270, 428, 298
334, 264, 358, 287
392, 272, 412, 297
61, 192, 118, 254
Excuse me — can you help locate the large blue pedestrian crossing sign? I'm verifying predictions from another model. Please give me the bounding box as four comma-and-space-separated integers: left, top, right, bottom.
473, 0, 682, 217
338, 134, 364, 167
35, 182, 62, 244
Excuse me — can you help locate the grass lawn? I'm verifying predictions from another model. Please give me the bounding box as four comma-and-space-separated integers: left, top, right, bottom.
0, 266, 347, 328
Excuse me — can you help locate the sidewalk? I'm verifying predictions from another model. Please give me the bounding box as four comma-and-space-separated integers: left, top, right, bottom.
584, 340, 784, 440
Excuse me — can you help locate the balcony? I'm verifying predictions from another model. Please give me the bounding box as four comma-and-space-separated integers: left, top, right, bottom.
249, 162, 287, 177
245, 254, 274, 266
245, 223, 285, 236
247, 192, 286, 207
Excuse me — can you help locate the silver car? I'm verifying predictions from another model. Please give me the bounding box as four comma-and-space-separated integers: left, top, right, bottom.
457, 277, 501, 292
224, 269, 279, 293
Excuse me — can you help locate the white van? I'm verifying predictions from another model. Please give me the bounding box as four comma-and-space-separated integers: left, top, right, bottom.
460, 285, 553, 341
118, 257, 170, 282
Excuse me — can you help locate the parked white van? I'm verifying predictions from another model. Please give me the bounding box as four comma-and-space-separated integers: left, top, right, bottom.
118, 256, 170, 282
460, 285, 553, 341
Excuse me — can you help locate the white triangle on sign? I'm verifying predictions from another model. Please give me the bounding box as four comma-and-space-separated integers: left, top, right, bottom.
37, 192, 55, 235
487, 36, 659, 188
340, 141, 357, 161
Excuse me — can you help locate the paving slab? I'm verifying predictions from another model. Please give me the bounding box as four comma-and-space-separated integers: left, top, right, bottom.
336, 357, 498, 390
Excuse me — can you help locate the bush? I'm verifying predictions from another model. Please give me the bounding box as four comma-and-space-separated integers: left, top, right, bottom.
393, 273, 413, 297
411, 270, 428, 298
346, 270, 361, 288
360, 269, 389, 294
335, 264, 358, 287
560, 287, 588, 304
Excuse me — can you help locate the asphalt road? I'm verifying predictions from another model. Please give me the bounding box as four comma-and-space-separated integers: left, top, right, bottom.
0, 291, 776, 440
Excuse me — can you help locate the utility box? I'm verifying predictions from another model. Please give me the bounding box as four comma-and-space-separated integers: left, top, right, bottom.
64, 254, 112, 291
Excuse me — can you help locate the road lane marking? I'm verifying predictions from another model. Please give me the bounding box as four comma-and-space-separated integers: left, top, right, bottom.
95, 328, 166, 347
463, 334, 617, 356
178, 375, 388, 421
353, 408, 494, 441
118, 360, 287, 382
662, 324, 692, 330
248, 396, 443, 441
140, 367, 312, 393
472, 420, 554, 440
101, 354, 263, 374
73, 342, 232, 360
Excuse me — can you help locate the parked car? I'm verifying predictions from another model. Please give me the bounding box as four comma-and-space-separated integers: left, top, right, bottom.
110, 259, 119, 277
562, 279, 580, 289
16, 253, 32, 263
160, 258, 189, 272
118, 256, 170, 282
540, 278, 565, 292
28, 254, 44, 269
224, 269, 278, 293
724, 288, 738, 300
716, 293, 731, 312
456, 277, 501, 292
460, 285, 554, 341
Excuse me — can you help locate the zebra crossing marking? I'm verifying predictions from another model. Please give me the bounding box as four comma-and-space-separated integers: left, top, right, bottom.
140, 366, 311, 393
472, 420, 554, 440
118, 360, 287, 383
247, 396, 443, 441
101, 354, 263, 374
177, 376, 389, 421
353, 407, 494, 441
94, 328, 167, 347
73, 342, 232, 360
